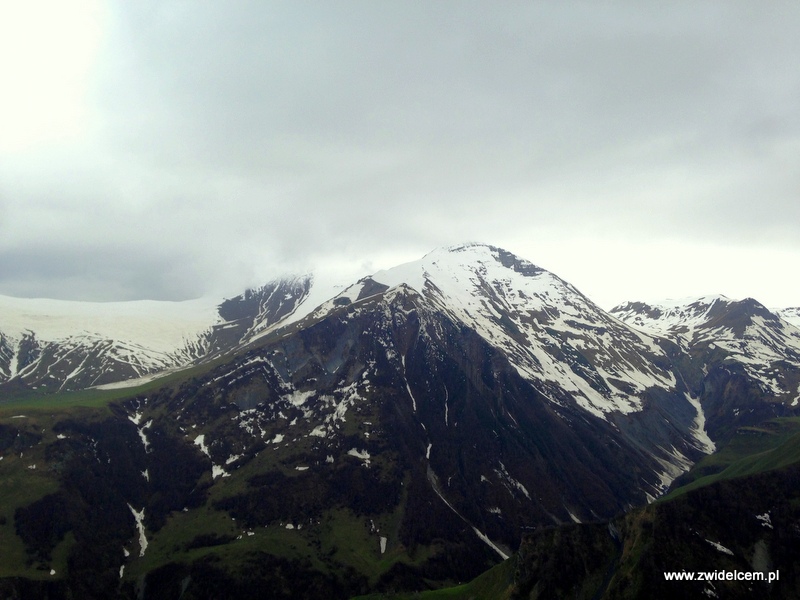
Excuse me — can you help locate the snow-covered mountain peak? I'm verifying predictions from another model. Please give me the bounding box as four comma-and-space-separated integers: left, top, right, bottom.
610, 295, 787, 341
218, 274, 313, 338
0, 293, 227, 390
0, 274, 324, 391
5, 244, 795, 426
610, 295, 735, 338
304, 243, 577, 327
612, 295, 800, 400
368, 243, 571, 307
354, 244, 677, 419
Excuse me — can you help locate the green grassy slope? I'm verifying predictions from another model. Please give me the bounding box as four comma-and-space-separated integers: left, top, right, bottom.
350, 557, 517, 600
663, 417, 800, 500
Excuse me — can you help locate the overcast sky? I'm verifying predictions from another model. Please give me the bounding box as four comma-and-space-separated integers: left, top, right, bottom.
1, 1, 798, 309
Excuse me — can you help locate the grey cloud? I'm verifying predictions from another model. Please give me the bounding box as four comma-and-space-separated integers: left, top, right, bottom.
0, 244, 203, 301
1, 2, 798, 305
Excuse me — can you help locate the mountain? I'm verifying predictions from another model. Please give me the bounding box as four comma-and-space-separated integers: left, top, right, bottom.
331, 244, 681, 420
0, 243, 797, 598
611, 296, 800, 440
0, 276, 316, 393
0, 295, 216, 392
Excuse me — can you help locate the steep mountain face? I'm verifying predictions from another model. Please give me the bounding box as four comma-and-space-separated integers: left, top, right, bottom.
151, 277, 693, 547
204, 276, 314, 355
611, 296, 800, 440
0, 276, 314, 393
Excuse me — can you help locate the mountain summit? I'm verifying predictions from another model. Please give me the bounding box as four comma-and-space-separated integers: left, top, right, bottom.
364, 243, 678, 419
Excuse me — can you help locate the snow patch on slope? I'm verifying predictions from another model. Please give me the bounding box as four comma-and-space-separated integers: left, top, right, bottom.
347, 448, 371, 466
683, 393, 716, 454
128, 504, 148, 557
194, 434, 210, 457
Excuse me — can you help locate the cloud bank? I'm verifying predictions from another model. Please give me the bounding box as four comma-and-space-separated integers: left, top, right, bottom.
1, 2, 798, 308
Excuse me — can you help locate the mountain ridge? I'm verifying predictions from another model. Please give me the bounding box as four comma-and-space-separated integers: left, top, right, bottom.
3, 242, 797, 428
610, 295, 800, 406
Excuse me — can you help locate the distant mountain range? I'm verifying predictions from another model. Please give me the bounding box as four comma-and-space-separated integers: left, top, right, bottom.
1, 243, 798, 598
0, 275, 316, 391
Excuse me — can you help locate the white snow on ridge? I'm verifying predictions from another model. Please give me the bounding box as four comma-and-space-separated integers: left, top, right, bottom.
612, 295, 732, 340
699, 314, 800, 397
0, 293, 229, 388
0, 276, 336, 388
254, 271, 374, 337
0, 246, 687, 418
